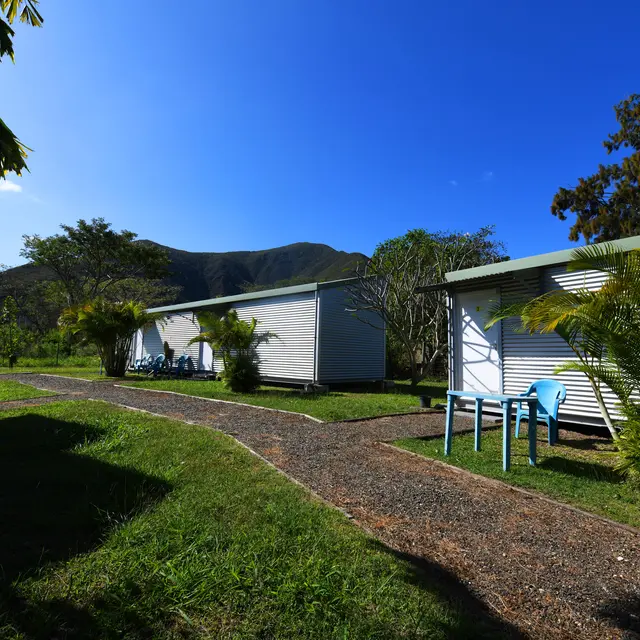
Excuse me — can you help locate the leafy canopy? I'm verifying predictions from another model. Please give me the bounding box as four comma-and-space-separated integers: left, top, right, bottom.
21, 218, 174, 306
0, 294, 28, 365
349, 226, 507, 387
0, 1, 43, 178
59, 299, 161, 377
189, 309, 274, 360
552, 94, 640, 243
189, 310, 275, 392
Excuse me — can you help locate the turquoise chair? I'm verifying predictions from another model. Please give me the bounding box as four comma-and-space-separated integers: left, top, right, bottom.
135, 354, 153, 373
147, 354, 166, 377
515, 379, 567, 445
173, 354, 189, 377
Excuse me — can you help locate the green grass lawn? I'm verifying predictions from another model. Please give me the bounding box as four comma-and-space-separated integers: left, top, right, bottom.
0, 400, 507, 639
395, 426, 640, 529
0, 379, 54, 402
122, 378, 448, 422
0, 356, 141, 380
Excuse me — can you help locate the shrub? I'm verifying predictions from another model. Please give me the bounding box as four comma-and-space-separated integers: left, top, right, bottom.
59, 299, 162, 377
189, 310, 275, 393
617, 421, 640, 477
222, 352, 261, 392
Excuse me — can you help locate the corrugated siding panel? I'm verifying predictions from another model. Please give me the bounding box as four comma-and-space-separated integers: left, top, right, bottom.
501, 267, 620, 422
317, 286, 385, 383
141, 313, 201, 370
231, 293, 317, 381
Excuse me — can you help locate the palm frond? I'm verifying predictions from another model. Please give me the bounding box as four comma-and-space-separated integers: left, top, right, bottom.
0, 117, 30, 176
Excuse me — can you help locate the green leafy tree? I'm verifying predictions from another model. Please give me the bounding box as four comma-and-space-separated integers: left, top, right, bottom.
552, 94, 640, 243
487, 244, 640, 455
59, 299, 161, 377
1, 1, 43, 178
348, 226, 507, 388
189, 310, 275, 392
21, 218, 175, 306
0, 295, 28, 366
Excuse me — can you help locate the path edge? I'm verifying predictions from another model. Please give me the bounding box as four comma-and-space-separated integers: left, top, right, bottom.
379, 441, 640, 537
114, 384, 325, 423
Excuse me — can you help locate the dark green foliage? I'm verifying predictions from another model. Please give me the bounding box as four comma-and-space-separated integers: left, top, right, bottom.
190, 309, 274, 392
618, 421, 640, 477
240, 275, 321, 293
350, 226, 507, 387
552, 94, 640, 243
141, 240, 365, 301
0, 295, 29, 366
59, 299, 161, 377
221, 351, 261, 392
21, 218, 173, 306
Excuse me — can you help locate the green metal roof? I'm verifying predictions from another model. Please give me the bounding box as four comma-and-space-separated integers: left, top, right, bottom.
148, 277, 357, 314
444, 235, 640, 284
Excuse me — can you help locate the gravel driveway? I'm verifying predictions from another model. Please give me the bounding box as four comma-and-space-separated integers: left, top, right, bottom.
3, 373, 640, 640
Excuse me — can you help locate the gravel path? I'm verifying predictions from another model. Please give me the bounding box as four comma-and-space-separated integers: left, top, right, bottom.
3, 373, 640, 639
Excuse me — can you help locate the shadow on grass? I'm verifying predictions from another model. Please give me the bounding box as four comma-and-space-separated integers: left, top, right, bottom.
556, 434, 616, 452
389, 381, 448, 398
369, 542, 527, 639
537, 455, 623, 484
0, 413, 171, 638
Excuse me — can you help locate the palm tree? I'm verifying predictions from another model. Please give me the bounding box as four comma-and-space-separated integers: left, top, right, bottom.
487, 244, 640, 443
59, 299, 161, 377
188, 310, 274, 392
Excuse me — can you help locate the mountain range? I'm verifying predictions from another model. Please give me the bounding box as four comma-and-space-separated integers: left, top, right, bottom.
2, 241, 368, 304
147, 241, 367, 301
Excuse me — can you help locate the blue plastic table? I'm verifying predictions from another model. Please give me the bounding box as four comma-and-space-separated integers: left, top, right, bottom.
445, 390, 539, 472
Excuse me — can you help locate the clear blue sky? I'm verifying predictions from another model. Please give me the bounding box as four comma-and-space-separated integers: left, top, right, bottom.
1, 1, 638, 266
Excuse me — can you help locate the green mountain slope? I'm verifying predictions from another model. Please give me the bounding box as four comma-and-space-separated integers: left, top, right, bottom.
2, 241, 367, 304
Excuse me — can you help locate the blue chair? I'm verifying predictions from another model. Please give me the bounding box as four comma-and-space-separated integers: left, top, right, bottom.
173, 354, 189, 377
515, 380, 567, 445
147, 354, 166, 377
135, 354, 153, 373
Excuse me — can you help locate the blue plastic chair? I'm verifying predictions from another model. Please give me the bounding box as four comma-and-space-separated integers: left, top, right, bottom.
515, 379, 567, 445
147, 354, 166, 377
173, 354, 189, 377
135, 354, 153, 373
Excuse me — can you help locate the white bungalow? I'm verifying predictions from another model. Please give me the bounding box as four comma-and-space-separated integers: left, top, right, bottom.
431, 236, 640, 427
132, 278, 386, 385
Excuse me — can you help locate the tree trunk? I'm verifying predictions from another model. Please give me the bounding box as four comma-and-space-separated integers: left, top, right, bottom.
588, 376, 619, 440
408, 349, 419, 392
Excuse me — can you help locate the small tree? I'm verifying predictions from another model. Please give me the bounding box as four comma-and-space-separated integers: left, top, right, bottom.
59, 299, 161, 377
348, 227, 507, 388
189, 310, 274, 392
0, 295, 28, 367
21, 218, 173, 306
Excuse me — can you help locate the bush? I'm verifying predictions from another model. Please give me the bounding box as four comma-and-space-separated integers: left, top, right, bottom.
222, 353, 261, 393
617, 421, 640, 477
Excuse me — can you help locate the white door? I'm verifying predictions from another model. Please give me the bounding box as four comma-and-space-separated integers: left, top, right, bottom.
457, 289, 501, 394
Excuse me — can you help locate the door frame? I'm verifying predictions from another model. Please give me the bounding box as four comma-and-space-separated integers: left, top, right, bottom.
454, 287, 503, 394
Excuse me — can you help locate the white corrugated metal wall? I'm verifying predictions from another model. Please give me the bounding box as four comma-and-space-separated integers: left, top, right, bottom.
230, 292, 317, 382
137, 285, 386, 384
316, 286, 385, 383
469, 266, 621, 424
140, 313, 201, 370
